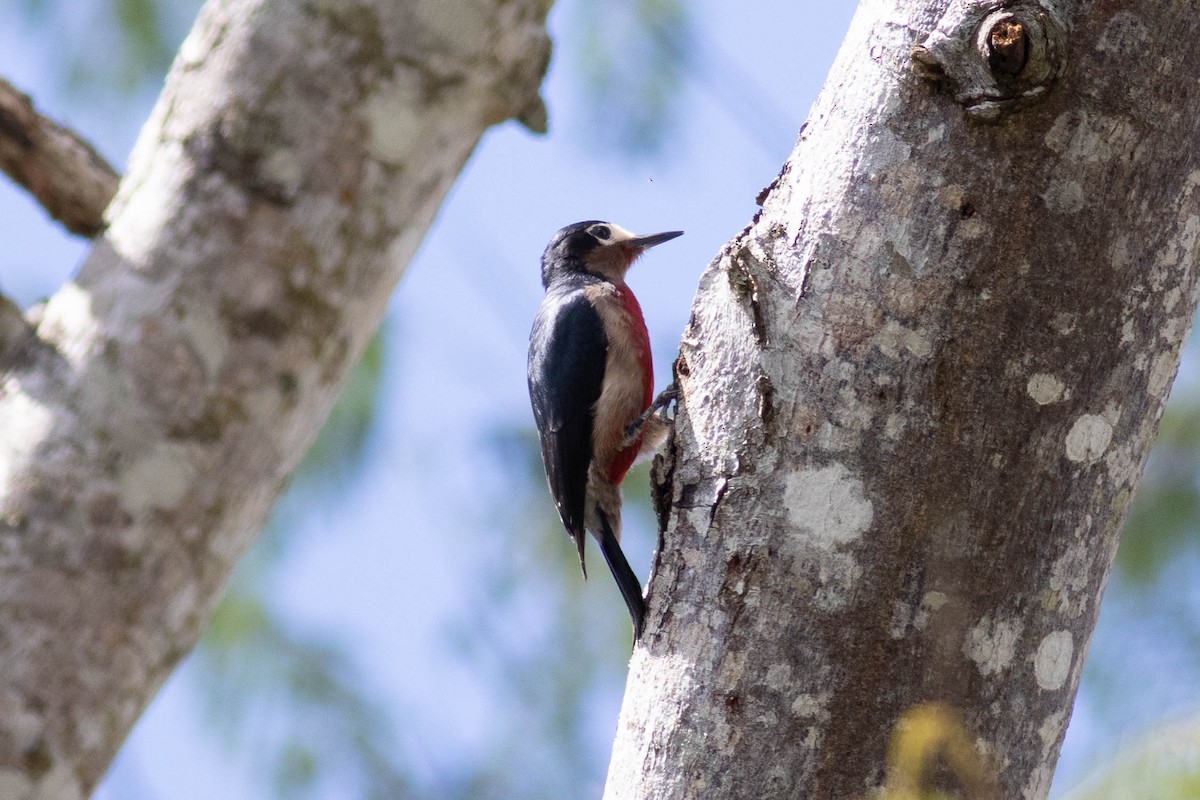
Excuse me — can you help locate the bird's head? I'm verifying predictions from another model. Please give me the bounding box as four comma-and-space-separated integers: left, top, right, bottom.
541, 220, 682, 287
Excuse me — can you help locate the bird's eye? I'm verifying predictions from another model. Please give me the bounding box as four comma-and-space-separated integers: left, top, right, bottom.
590, 225, 612, 241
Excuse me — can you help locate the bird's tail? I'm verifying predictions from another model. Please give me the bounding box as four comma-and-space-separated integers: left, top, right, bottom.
571, 525, 587, 580
596, 507, 647, 640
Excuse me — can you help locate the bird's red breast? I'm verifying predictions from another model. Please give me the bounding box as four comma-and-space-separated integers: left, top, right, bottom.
606, 284, 654, 484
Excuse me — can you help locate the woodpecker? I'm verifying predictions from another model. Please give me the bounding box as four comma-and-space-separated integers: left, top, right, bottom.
528, 220, 682, 639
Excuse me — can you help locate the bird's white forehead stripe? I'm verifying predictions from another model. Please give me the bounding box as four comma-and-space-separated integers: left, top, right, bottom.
604, 223, 636, 242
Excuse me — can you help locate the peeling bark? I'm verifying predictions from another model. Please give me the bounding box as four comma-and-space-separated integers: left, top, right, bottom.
0, 0, 550, 796
608, 1, 1200, 798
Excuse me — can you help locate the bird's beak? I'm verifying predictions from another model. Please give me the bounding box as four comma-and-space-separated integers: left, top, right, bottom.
624, 230, 683, 250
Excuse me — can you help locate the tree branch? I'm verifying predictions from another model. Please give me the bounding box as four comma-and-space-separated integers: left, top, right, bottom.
0, 0, 552, 796
0, 76, 119, 237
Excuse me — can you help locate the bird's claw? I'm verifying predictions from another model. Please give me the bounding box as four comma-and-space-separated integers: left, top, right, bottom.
650, 382, 679, 415
622, 382, 680, 447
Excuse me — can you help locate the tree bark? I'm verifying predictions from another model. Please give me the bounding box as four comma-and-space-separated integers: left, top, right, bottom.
608, 1, 1200, 798
0, 77, 119, 238
0, 0, 550, 796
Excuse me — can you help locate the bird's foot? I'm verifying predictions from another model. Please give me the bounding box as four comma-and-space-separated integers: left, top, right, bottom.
651, 382, 679, 415
622, 382, 679, 449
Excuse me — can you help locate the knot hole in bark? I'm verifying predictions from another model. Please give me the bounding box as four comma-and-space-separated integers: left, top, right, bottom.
910, 0, 1066, 122
986, 16, 1028, 76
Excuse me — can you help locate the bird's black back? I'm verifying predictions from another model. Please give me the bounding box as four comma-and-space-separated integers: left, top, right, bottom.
527, 277, 608, 552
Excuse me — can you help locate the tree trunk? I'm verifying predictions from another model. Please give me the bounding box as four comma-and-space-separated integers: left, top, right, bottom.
607, 0, 1200, 798
0, 0, 550, 796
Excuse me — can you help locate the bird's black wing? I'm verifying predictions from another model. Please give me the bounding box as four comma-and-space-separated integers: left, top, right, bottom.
528, 287, 607, 573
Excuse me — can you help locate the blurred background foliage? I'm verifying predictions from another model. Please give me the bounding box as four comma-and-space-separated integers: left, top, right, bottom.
574, 0, 692, 155
14, 0, 189, 91
1060, 720, 1200, 800
5, 0, 1200, 797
